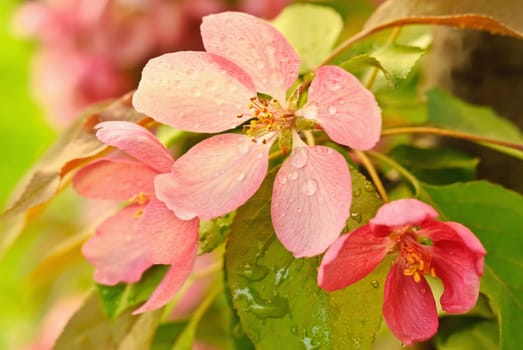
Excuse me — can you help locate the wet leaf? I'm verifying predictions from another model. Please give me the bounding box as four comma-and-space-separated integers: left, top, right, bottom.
198, 212, 235, 255
225, 168, 387, 349
421, 181, 523, 350
0, 93, 148, 256
272, 3, 343, 71
434, 317, 498, 350
97, 265, 168, 319
54, 293, 162, 350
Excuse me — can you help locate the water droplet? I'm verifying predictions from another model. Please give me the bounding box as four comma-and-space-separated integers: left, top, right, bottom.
301, 179, 318, 196
297, 208, 302, 213
326, 148, 333, 154
329, 81, 341, 91
278, 175, 287, 184
291, 148, 308, 168
352, 338, 361, 349
237, 173, 246, 181
237, 141, 249, 154
301, 104, 318, 120
351, 212, 362, 223
267, 46, 276, 55
256, 60, 266, 69
353, 187, 361, 197
338, 98, 345, 105
239, 264, 269, 281
291, 326, 298, 334
420, 288, 427, 294
287, 171, 298, 181
194, 123, 200, 129
371, 280, 380, 288
235, 287, 289, 319
256, 151, 264, 159
328, 105, 337, 115
207, 80, 217, 92
190, 86, 201, 97
363, 180, 375, 192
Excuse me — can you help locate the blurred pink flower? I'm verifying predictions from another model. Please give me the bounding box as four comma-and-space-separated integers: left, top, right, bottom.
133, 11, 381, 258
72, 121, 199, 313
13, 0, 289, 127
318, 199, 486, 345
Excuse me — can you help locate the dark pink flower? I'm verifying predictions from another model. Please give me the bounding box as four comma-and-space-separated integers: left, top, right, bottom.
133, 11, 381, 258
72, 121, 199, 313
318, 199, 486, 344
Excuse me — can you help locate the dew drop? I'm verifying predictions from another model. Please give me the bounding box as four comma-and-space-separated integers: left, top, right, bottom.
237, 141, 249, 155
301, 179, 318, 196
291, 326, 298, 334
353, 187, 362, 197
267, 46, 276, 55
278, 175, 287, 185
297, 208, 302, 213
329, 82, 341, 91
301, 104, 318, 120
256, 60, 266, 69
237, 173, 246, 182
371, 280, 380, 288
351, 212, 362, 223
256, 151, 264, 159
239, 264, 269, 281
363, 180, 375, 192
287, 171, 298, 181
328, 105, 337, 115
338, 98, 345, 105
291, 148, 308, 168
326, 148, 333, 154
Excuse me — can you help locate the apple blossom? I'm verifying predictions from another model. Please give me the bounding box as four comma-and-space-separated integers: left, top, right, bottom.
318, 199, 486, 344
133, 11, 381, 257
72, 121, 199, 313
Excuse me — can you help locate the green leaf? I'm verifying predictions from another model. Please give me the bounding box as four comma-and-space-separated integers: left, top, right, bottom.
151, 322, 187, 350
198, 212, 235, 255
342, 44, 425, 88
97, 265, 168, 319
388, 145, 478, 184
420, 181, 523, 350
427, 88, 523, 159
272, 4, 343, 72
434, 317, 499, 350
225, 168, 388, 349
54, 293, 162, 350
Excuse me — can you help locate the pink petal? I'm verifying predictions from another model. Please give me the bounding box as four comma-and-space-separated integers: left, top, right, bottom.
133, 51, 256, 133
419, 220, 484, 313
383, 262, 438, 345
155, 134, 270, 220
318, 224, 391, 291
82, 204, 152, 285
133, 241, 198, 314
96, 121, 173, 173
444, 222, 486, 274
201, 12, 300, 103
73, 158, 157, 201
138, 198, 199, 264
271, 144, 351, 257
370, 199, 438, 229
299, 66, 381, 150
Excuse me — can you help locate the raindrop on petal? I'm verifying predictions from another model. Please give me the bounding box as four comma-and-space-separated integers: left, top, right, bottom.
301, 179, 318, 196
278, 175, 287, 184
237, 173, 246, 182
328, 106, 337, 115
291, 148, 308, 168
287, 171, 298, 181
256, 60, 266, 69
237, 142, 249, 155
371, 280, 380, 288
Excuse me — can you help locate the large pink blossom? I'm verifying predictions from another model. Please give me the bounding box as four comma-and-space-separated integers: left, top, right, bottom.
72, 121, 199, 313
318, 199, 486, 344
133, 11, 381, 258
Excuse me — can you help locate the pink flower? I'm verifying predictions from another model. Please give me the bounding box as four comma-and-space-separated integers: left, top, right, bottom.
133, 12, 381, 257
318, 199, 486, 344
72, 121, 199, 313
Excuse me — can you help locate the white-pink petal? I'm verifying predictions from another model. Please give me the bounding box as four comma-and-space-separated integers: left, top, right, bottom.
138, 198, 199, 264
370, 198, 438, 228
72, 158, 157, 201
82, 203, 151, 285
133, 240, 198, 314
133, 51, 256, 133
96, 121, 174, 173
271, 145, 351, 257
300, 66, 381, 150
201, 12, 300, 103
155, 133, 270, 220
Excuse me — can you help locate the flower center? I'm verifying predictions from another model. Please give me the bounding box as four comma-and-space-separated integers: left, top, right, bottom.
391, 231, 436, 283
241, 96, 294, 144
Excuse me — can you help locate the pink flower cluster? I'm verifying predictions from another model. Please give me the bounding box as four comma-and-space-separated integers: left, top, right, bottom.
71, 10, 485, 346
13, 0, 289, 127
